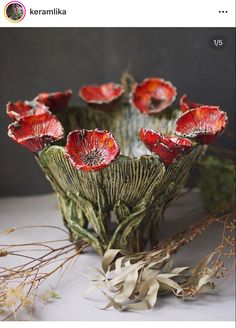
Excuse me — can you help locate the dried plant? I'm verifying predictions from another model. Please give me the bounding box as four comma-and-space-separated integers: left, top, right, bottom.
0, 206, 234, 319
85, 205, 235, 311
0, 225, 89, 320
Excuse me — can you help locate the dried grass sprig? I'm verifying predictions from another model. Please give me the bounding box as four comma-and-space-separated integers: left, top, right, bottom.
85, 205, 235, 311
0, 225, 89, 320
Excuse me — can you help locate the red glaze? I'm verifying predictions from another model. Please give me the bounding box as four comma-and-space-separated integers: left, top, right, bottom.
79, 83, 124, 106
175, 106, 228, 145
180, 94, 203, 113
132, 78, 177, 114
6, 101, 49, 120
8, 112, 64, 153
65, 129, 120, 172
36, 89, 72, 113
140, 128, 192, 165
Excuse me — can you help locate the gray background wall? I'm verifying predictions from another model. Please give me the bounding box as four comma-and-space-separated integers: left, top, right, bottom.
0, 28, 235, 196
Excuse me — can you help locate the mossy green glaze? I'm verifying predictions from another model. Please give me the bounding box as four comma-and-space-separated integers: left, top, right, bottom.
37, 142, 206, 254
34, 100, 208, 254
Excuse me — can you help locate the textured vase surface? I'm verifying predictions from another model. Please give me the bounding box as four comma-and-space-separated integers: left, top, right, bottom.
37, 104, 206, 254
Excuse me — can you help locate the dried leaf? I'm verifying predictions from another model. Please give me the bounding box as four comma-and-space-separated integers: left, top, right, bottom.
197, 282, 214, 294
87, 266, 106, 281
141, 268, 159, 281
114, 268, 139, 303
102, 249, 122, 273
123, 279, 160, 311
107, 261, 144, 288
192, 253, 215, 277
171, 267, 190, 274
146, 253, 171, 269
157, 276, 183, 295
102, 292, 122, 310
196, 269, 218, 291
162, 257, 174, 273
2, 227, 17, 235
114, 256, 126, 275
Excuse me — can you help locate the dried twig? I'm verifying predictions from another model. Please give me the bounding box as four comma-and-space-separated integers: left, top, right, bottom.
0, 225, 89, 320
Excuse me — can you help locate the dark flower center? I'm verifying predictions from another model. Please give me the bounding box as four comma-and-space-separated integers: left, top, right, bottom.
82, 149, 104, 166
149, 96, 164, 109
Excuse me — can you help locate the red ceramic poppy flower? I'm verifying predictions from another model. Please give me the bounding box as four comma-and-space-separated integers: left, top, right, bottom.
180, 94, 202, 113
36, 89, 72, 113
65, 129, 120, 172
79, 83, 124, 107
140, 128, 192, 165
6, 100, 49, 120
175, 106, 228, 145
8, 112, 64, 153
132, 78, 177, 114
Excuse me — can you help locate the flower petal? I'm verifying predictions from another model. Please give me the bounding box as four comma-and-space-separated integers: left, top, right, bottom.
180, 94, 203, 113
6, 101, 49, 120
79, 83, 124, 105
8, 112, 64, 152
175, 106, 228, 144
140, 128, 192, 165
65, 129, 120, 171
132, 78, 177, 114
36, 89, 72, 113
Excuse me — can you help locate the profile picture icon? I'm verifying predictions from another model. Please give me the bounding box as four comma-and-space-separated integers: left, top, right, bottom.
4, 1, 26, 22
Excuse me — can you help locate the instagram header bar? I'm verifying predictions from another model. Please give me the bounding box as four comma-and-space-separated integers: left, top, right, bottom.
0, 0, 235, 27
